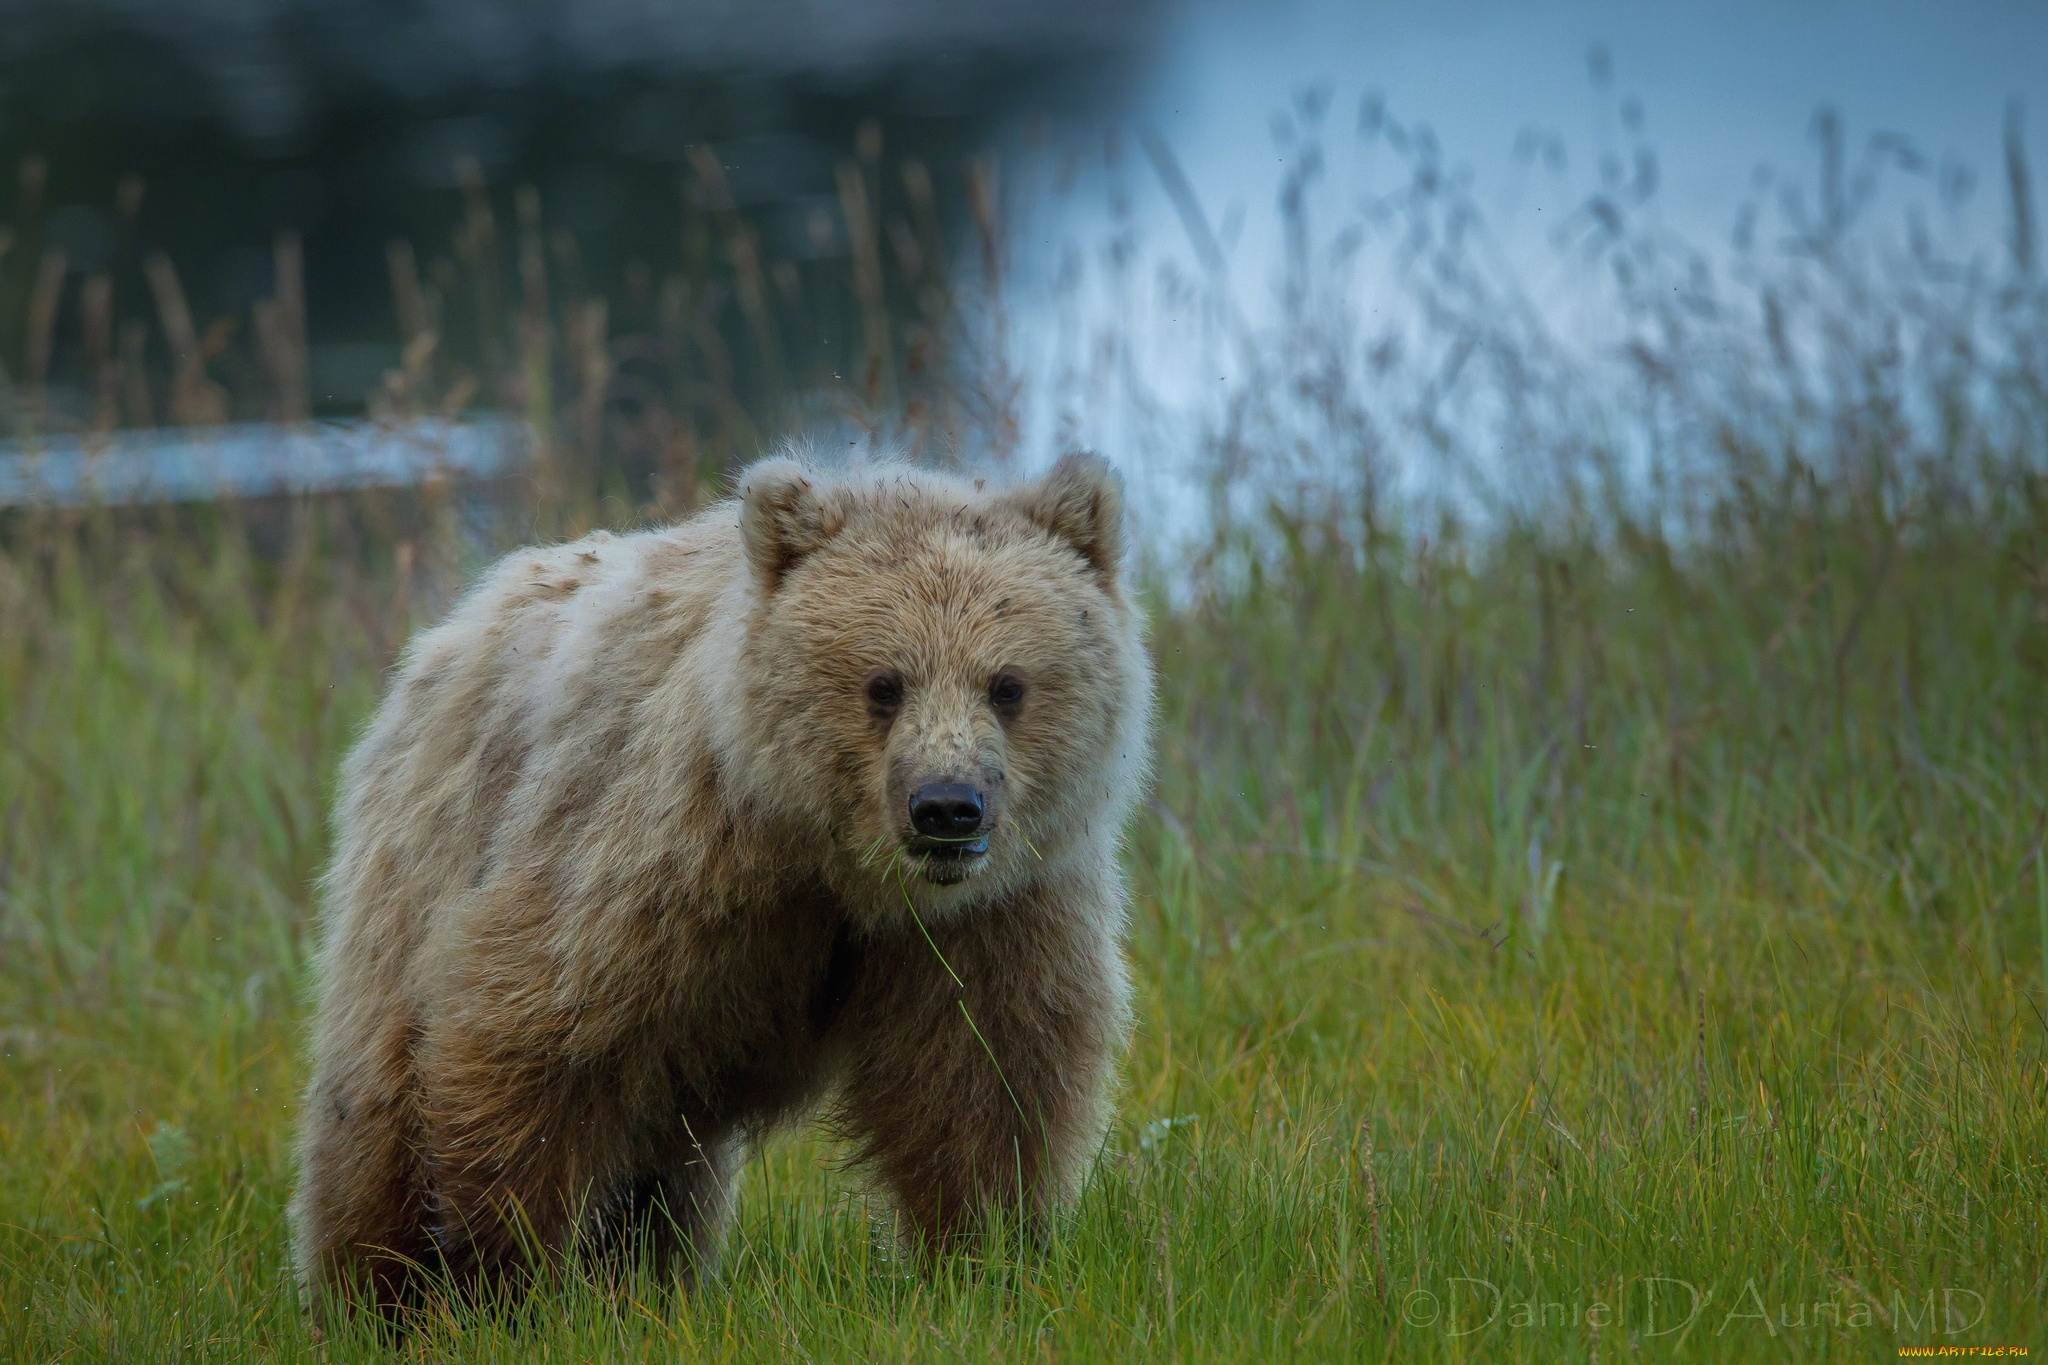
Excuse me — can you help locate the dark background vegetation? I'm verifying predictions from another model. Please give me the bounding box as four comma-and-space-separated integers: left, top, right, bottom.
0, 0, 1155, 445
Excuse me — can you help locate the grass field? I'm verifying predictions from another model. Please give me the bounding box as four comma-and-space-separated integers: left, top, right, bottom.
2, 83, 2047, 1360
2, 439, 2044, 1363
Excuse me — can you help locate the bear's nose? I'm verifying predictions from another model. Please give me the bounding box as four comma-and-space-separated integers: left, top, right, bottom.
909, 782, 985, 839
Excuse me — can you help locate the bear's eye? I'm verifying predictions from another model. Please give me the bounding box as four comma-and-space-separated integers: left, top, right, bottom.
989, 672, 1026, 714
865, 671, 903, 718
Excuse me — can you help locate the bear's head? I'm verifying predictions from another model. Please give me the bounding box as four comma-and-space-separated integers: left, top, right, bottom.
730, 453, 1153, 922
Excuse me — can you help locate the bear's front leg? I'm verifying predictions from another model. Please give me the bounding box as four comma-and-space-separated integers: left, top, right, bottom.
835, 868, 1130, 1249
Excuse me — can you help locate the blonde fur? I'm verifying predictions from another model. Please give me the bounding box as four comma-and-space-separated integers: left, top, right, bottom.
291, 452, 1154, 1317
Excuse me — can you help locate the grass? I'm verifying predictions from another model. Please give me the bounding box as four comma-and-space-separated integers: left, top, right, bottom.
1, 449, 2044, 1363
2, 84, 2047, 1362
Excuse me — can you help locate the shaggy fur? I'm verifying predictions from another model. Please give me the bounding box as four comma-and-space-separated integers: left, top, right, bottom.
291, 452, 1154, 1318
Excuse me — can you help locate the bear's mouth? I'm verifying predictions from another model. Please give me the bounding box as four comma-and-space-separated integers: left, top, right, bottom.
905, 836, 989, 881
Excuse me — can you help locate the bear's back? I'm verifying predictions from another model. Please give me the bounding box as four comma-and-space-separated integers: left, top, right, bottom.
318, 511, 751, 994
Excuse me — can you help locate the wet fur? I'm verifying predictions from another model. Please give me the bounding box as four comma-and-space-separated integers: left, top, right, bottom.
291, 453, 1153, 1318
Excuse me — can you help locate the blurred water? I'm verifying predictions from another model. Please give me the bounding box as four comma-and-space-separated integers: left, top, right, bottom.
1003, 0, 2048, 531
0, 418, 523, 509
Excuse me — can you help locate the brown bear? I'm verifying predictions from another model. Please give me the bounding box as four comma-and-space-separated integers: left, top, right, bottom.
290, 451, 1154, 1318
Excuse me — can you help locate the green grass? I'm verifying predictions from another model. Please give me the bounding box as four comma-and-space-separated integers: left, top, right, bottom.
2, 468, 2046, 1362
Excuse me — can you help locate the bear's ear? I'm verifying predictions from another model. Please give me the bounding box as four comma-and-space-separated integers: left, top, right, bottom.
1004, 451, 1126, 583
739, 458, 842, 590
